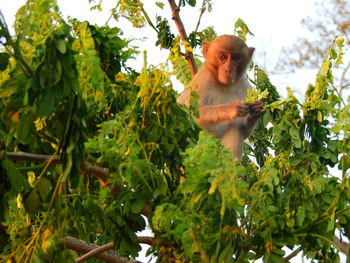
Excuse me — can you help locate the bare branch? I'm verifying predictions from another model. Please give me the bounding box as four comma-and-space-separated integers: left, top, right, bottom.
81, 160, 109, 183
167, 0, 197, 76
76, 242, 115, 263
6, 151, 60, 165
333, 236, 349, 255
284, 246, 302, 261
66, 236, 152, 263
64, 237, 142, 263
138, 236, 153, 246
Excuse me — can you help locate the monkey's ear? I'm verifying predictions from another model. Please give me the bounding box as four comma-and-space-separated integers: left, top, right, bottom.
202, 41, 210, 58
248, 47, 255, 58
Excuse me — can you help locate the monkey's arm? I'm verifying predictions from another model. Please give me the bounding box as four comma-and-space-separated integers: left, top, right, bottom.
198, 100, 249, 126
198, 104, 236, 125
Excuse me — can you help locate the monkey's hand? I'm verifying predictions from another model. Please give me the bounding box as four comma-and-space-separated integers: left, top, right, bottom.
241, 101, 265, 138
249, 101, 264, 114
248, 101, 265, 121
231, 100, 250, 118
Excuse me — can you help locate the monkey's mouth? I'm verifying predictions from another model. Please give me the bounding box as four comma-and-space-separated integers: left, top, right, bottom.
219, 75, 234, 85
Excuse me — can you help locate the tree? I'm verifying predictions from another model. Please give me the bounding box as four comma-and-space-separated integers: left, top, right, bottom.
0, 1, 349, 262
276, 0, 350, 96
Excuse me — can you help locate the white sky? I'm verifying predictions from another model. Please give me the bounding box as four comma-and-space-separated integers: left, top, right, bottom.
2, 0, 320, 96
1, 1, 346, 262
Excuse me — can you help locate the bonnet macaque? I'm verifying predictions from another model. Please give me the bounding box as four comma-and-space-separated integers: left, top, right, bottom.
178, 35, 264, 159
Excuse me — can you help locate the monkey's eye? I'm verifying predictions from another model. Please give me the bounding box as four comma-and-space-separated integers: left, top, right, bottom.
231, 54, 242, 61
218, 53, 227, 61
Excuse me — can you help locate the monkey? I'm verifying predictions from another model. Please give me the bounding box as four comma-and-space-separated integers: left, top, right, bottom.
177, 35, 264, 159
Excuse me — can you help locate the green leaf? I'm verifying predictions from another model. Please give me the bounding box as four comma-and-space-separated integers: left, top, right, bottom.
296, 207, 305, 226
234, 18, 254, 40
36, 88, 55, 116
36, 177, 52, 201
2, 159, 29, 192
131, 199, 144, 214
62, 152, 73, 182
0, 194, 9, 221
55, 39, 67, 54
269, 249, 285, 263
23, 188, 41, 214
16, 112, 34, 143
155, 1, 165, 8
321, 60, 331, 76
39, 65, 48, 88
31, 253, 42, 263
186, 0, 196, 6
272, 248, 285, 257
116, 215, 126, 226
326, 214, 335, 232
0, 52, 10, 71
329, 48, 337, 59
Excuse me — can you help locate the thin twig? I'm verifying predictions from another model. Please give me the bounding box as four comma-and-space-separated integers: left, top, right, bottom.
194, 2, 206, 32
167, 0, 197, 76
339, 59, 350, 97
140, 6, 158, 33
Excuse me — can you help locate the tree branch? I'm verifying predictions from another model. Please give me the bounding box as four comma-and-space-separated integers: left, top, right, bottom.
5, 151, 150, 214
284, 246, 302, 261
66, 236, 152, 263
333, 235, 349, 254
167, 0, 197, 76
64, 236, 142, 263
76, 242, 115, 263
6, 151, 60, 164
76, 235, 153, 262
138, 236, 153, 246
194, 1, 206, 32
6, 151, 108, 181
339, 59, 350, 96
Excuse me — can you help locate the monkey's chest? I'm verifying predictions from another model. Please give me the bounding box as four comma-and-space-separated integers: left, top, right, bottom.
205, 87, 245, 105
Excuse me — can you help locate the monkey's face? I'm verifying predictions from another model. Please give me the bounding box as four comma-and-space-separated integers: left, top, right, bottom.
216, 52, 246, 85
203, 35, 254, 86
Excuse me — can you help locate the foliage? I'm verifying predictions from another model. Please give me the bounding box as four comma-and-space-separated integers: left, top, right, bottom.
0, 1, 350, 263
234, 18, 254, 41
